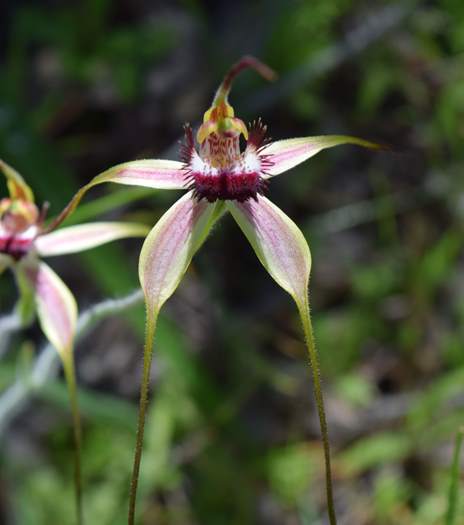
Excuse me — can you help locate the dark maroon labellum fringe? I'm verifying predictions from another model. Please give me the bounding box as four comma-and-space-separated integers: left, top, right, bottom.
0, 236, 33, 260
189, 172, 267, 202
180, 120, 270, 202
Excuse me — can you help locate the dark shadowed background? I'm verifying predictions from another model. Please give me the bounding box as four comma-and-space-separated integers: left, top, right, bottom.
1, 0, 464, 524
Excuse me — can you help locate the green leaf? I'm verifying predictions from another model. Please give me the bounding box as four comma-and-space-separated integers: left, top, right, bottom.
340, 433, 411, 476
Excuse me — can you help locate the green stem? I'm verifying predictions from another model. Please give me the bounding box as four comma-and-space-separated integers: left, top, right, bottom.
445, 427, 464, 525
128, 311, 157, 525
63, 356, 83, 525
297, 297, 337, 525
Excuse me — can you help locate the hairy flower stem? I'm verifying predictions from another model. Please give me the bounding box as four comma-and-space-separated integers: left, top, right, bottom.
63, 357, 83, 525
445, 427, 464, 525
298, 297, 337, 525
128, 312, 157, 525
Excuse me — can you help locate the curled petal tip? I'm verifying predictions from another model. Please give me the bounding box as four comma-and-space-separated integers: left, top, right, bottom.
223, 56, 277, 88
199, 56, 276, 145
214, 56, 277, 105
372, 141, 392, 152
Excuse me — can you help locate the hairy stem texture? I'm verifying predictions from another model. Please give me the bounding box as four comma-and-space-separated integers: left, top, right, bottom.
128, 311, 157, 525
63, 357, 83, 525
298, 297, 337, 525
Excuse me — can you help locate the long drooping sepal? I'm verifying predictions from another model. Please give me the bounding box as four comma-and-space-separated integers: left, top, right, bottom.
46, 159, 187, 232
228, 195, 337, 524
36, 222, 149, 257
139, 192, 219, 315
129, 192, 220, 524
227, 195, 311, 303
0, 159, 35, 202
260, 135, 382, 177
20, 260, 83, 524
21, 261, 77, 359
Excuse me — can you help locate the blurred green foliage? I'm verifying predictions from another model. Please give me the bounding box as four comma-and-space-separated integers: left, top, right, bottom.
1, 0, 464, 524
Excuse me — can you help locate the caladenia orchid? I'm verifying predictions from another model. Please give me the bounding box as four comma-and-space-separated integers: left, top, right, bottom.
52, 56, 382, 524
0, 160, 149, 525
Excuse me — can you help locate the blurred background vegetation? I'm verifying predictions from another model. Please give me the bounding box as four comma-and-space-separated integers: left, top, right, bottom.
1, 0, 464, 523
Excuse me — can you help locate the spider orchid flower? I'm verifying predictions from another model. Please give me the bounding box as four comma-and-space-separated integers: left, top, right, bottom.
0, 159, 149, 524
0, 159, 148, 353
54, 56, 381, 524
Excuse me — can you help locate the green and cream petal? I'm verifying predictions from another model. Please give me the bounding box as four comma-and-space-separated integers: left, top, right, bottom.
36, 222, 149, 257
228, 195, 311, 310
260, 135, 381, 178
20, 260, 77, 360
139, 192, 221, 317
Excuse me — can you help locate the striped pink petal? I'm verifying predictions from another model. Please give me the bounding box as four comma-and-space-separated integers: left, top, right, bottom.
227, 195, 311, 308
47, 159, 188, 232
36, 222, 149, 257
260, 135, 381, 177
22, 261, 77, 358
139, 192, 220, 315
92, 159, 187, 190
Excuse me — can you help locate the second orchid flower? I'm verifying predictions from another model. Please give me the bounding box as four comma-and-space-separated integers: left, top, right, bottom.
0, 159, 149, 524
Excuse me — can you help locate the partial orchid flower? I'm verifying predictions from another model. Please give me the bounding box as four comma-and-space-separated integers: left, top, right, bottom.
53, 56, 382, 524
0, 160, 149, 524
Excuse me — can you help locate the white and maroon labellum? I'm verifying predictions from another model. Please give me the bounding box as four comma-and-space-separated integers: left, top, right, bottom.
0, 228, 38, 260
0, 198, 40, 260
182, 120, 273, 203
